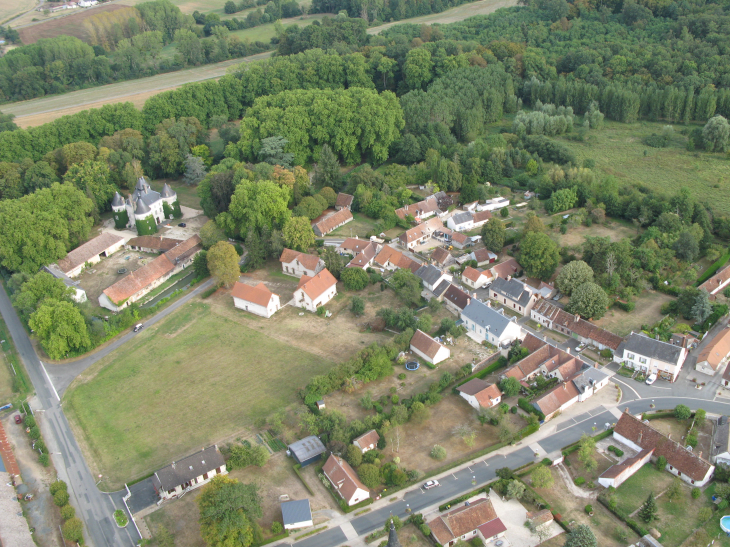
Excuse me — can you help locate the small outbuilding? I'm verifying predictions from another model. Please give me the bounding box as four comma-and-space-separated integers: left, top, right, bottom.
288, 436, 326, 467
410, 329, 450, 365
353, 430, 380, 453
281, 499, 313, 530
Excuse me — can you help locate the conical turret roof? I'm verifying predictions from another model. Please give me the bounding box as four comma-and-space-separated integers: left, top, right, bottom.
111, 191, 124, 207
135, 177, 148, 192
387, 520, 401, 547
161, 183, 176, 198
135, 198, 151, 215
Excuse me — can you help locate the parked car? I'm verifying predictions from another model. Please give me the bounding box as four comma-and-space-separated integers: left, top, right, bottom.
576, 343, 586, 352
133, 323, 143, 332
14, 414, 22, 424
646, 373, 658, 385
178, 222, 187, 227
423, 480, 440, 489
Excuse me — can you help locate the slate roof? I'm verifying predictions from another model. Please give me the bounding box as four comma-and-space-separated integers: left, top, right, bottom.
431, 246, 451, 266
161, 183, 176, 198
296, 269, 337, 300
491, 276, 533, 307
231, 282, 277, 307
126, 236, 183, 252
432, 279, 451, 298
451, 212, 473, 226
614, 412, 714, 481
288, 436, 326, 462
281, 500, 312, 526
410, 329, 447, 359
457, 378, 491, 396
152, 446, 224, 491
533, 380, 581, 416
696, 328, 730, 370
322, 454, 369, 502
353, 430, 380, 449
57, 232, 124, 274
336, 193, 354, 209
415, 264, 446, 286
443, 284, 471, 311
531, 300, 623, 350
600, 448, 654, 479
621, 333, 684, 365
135, 198, 151, 215
386, 520, 402, 547
313, 208, 353, 235
279, 249, 322, 271
111, 191, 125, 207
461, 300, 513, 337
491, 258, 521, 278
428, 498, 498, 545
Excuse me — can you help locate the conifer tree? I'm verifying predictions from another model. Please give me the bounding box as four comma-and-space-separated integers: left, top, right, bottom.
638, 492, 657, 523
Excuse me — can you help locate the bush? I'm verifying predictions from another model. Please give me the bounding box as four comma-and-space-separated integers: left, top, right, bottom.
24, 415, 36, 428
608, 445, 624, 457
62, 518, 84, 544
53, 490, 70, 507
28, 426, 41, 440
420, 524, 431, 537
675, 404, 692, 420
656, 455, 667, 470
692, 487, 701, 499
60, 504, 76, 520
585, 504, 593, 514
574, 477, 586, 486
430, 445, 447, 460
511, 406, 518, 414
271, 521, 283, 534
600, 349, 613, 359
38, 453, 49, 466
719, 500, 729, 510
50, 480, 68, 495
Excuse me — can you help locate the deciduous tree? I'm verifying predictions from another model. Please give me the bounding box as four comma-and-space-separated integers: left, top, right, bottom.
282, 216, 315, 251
341, 267, 369, 291
555, 260, 594, 296
520, 232, 560, 280
481, 218, 506, 253
29, 299, 90, 359
207, 241, 239, 288
531, 466, 554, 489
197, 475, 261, 547
563, 524, 597, 547
566, 282, 610, 319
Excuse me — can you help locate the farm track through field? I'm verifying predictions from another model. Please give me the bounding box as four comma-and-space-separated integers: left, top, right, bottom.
3, 0, 517, 127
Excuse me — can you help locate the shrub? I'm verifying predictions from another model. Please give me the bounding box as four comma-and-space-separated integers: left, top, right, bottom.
692, 487, 701, 499
398, 373, 406, 380
686, 434, 698, 448
585, 504, 593, 514
38, 453, 49, 467
271, 521, 283, 534
608, 445, 624, 457
430, 445, 447, 460
24, 415, 36, 428
541, 458, 552, 466
719, 500, 729, 510
60, 504, 76, 520
574, 477, 586, 486
53, 490, 70, 507
420, 524, 431, 536
674, 404, 692, 420
656, 455, 667, 470
600, 348, 613, 358
28, 426, 41, 440
62, 517, 84, 543
511, 406, 518, 414
50, 480, 68, 495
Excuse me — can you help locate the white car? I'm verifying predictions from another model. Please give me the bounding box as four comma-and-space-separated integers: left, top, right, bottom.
576, 343, 586, 352
645, 373, 658, 385
423, 480, 440, 490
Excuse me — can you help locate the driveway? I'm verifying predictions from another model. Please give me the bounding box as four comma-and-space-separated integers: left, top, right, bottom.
490, 489, 563, 547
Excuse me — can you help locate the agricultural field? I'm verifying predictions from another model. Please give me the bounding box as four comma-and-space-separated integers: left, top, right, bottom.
228, 13, 328, 43
16, 4, 130, 44
64, 300, 337, 487
0, 0, 36, 25
559, 120, 730, 214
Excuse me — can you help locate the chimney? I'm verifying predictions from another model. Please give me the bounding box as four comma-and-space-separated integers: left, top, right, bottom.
507, 275, 512, 281
563, 383, 567, 390
574, 314, 580, 322
638, 432, 643, 445
467, 298, 471, 306
565, 348, 571, 354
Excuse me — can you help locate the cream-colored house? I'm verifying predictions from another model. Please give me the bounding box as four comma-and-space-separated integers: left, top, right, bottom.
55, 232, 125, 278
231, 282, 281, 318
322, 454, 370, 506
410, 329, 450, 365
695, 328, 730, 376
152, 446, 227, 501
462, 267, 492, 289
617, 333, 687, 382
280, 249, 324, 278
293, 269, 337, 312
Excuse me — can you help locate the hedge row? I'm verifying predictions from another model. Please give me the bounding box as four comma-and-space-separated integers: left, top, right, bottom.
613, 300, 635, 312
451, 355, 508, 394
292, 464, 315, 496
695, 249, 730, 286
518, 397, 545, 421
598, 493, 648, 538
562, 429, 614, 457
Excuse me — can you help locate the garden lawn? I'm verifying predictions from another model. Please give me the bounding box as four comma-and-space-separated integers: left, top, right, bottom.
613, 464, 674, 516
65, 301, 335, 488
329, 212, 380, 238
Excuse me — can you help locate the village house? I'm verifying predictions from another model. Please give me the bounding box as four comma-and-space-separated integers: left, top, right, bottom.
398, 217, 445, 250
322, 454, 370, 506
526, 509, 554, 531
312, 208, 353, 236
456, 378, 502, 409
531, 380, 581, 421
613, 411, 715, 486
490, 258, 521, 279
395, 195, 440, 221
470, 248, 498, 267
279, 249, 325, 278
415, 264, 452, 293
410, 329, 451, 365
713, 417, 730, 465
471, 210, 492, 229
152, 446, 227, 501
54, 232, 125, 278
372, 246, 421, 272
352, 430, 380, 453
698, 264, 730, 299
477, 197, 510, 212
671, 332, 699, 350
347, 241, 380, 269
489, 276, 539, 316
337, 238, 371, 256
293, 269, 337, 312
335, 193, 354, 211
231, 282, 281, 318
616, 333, 687, 382
503, 336, 585, 383
281, 500, 313, 530
724, 365, 730, 388
434, 191, 453, 211
530, 300, 623, 352
125, 236, 183, 253
442, 284, 472, 315
461, 299, 523, 347
450, 232, 473, 249
463, 201, 478, 212
462, 267, 492, 290
431, 246, 453, 268
288, 436, 326, 467
695, 328, 730, 376
598, 448, 655, 488
111, 179, 179, 233
447, 212, 474, 232
428, 497, 507, 546
41, 265, 87, 303
100, 235, 201, 311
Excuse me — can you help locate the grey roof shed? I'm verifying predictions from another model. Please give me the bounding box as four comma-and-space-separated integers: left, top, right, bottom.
288, 436, 326, 465
281, 499, 312, 527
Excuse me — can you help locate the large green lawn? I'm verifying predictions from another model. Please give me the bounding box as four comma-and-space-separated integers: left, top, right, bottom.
329, 212, 380, 238
559, 120, 730, 214
65, 302, 334, 487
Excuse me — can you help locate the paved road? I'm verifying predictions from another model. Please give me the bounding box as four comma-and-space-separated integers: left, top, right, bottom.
0, 287, 137, 547
47, 278, 214, 396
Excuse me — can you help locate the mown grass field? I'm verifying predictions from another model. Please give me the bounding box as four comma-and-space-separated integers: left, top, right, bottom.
559, 120, 730, 214
0, 0, 36, 25
229, 13, 327, 43
65, 301, 335, 487
329, 211, 379, 238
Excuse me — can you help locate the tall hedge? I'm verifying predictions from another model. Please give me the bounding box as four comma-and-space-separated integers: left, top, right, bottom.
113, 209, 129, 230
135, 216, 157, 235
172, 200, 183, 219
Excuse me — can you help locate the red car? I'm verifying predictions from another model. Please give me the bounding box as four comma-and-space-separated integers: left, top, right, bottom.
14, 414, 22, 424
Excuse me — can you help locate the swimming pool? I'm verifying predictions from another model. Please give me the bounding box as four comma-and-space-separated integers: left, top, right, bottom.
721, 515, 730, 534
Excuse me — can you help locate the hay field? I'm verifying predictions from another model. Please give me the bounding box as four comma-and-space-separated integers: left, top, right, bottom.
16, 4, 130, 44
0, 0, 36, 25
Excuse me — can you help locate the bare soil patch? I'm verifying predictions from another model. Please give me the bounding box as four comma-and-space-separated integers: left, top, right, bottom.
75, 249, 160, 306
17, 4, 130, 44
557, 220, 636, 248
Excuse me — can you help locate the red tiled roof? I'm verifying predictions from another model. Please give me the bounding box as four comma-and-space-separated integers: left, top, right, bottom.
475, 384, 502, 407
353, 430, 379, 449
322, 454, 368, 503
348, 242, 378, 268
373, 246, 421, 272
58, 232, 123, 273
473, 248, 496, 263
395, 196, 439, 220
339, 238, 371, 255
428, 498, 498, 545
478, 518, 507, 539
410, 329, 447, 359
614, 412, 714, 482
463, 267, 486, 283
126, 236, 182, 252
526, 509, 553, 526
491, 258, 521, 278
697, 328, 730, 370
472, 210, 492, 223
231, 282, 276, 307
699, 263, 730, 295
279, 249, 322, 271
451, 232, 468, 244
533, 381, 581, 416
431, 247, 451, 266
296, 269, 337, 300
531, 300, 623, 350
313, 209, 353, 235
399, 218, 444, 244
336, 193, 354, 208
